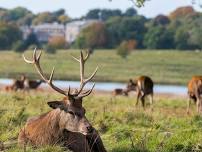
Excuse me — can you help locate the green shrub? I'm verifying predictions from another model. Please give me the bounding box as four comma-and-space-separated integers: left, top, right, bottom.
116, 40, 131, 58
12, 41, 26, 52
43, 44, 56, 54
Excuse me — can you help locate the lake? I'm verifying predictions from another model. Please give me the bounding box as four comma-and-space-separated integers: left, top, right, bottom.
0, 78, 187, 95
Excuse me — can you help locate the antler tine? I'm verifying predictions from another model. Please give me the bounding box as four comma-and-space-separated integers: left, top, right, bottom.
85, 66, 98, 82
77, 83, 95, 98
23, 49, 69, 97
84, 50, 90, 62
70, 50, 97, 97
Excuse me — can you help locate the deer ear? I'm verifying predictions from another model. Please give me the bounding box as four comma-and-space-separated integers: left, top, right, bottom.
47, 101, 66, 110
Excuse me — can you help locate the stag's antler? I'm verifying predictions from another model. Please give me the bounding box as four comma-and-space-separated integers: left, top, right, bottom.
23, 48, 70, 96
71, 51, 98, 98
23, 49, 98, 98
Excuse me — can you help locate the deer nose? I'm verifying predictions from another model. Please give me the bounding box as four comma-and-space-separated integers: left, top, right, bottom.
87, 126, 93, 133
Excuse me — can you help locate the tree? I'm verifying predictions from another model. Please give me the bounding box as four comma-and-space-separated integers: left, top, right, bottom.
48, 36, 67, 49
100, 9, 122, 21
116, 40, 132, 58
174, 28, 191, 50
124, 7, 137, 17
13, 40, 26, 52
32, 12, 56, 25
106, 16, 147, 48
0, 22, 22, 50
7, 7, 31, 21
85, 9, 122, 21
17, 13, 34, 26
169, 6, 196, 20
153, 15, 170, 26
189, 26, 202, 50
24, 33, 39, 48
85, 9, 101, 20
143, 26, 174, 49
75, 22, 108, 49
52, 9, 65, 17
58, 15, 70, 24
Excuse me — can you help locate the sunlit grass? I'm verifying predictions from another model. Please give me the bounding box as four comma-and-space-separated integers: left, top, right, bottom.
0, 49, 202, 84
0, 90, 202, 151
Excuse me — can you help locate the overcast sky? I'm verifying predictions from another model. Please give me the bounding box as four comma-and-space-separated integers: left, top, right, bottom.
0, 0, 201, 18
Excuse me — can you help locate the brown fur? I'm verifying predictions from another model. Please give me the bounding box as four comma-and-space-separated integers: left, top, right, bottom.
19, 50, 106, 152
26, 80, 44, 89
187, 76, 202, 113
112, 88, 128, 96
5, 75, 26, 91
127, 76, 154, 109
18, 102, 106, 152
18, 109, 62, 146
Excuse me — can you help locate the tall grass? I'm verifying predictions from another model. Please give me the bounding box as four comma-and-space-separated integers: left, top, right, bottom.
0, 91, 201, 151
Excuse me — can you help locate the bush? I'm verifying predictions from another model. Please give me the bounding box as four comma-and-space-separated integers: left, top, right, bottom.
116, 40, 133, 58
12, 41, 26, 52
48, 36, 67, 49
43, 44, 56, 54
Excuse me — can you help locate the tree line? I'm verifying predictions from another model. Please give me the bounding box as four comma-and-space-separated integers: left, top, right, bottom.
0, 6, 201, 52
75, 6, 202, 51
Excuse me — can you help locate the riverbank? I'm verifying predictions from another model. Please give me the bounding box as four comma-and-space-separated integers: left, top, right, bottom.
0, 49, 201, 85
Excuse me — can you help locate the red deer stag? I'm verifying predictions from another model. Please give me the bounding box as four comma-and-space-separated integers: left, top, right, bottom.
18, 49, 106, 152
126, 76, 154, 110
187, 76, 202, 114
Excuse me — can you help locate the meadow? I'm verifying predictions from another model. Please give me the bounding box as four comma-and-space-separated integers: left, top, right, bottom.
0, 49, 202, 85
0, 90, 202, 152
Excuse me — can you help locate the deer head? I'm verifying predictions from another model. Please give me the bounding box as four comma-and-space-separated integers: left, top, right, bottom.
23, 49, 98, 135
126, 79, 137, 92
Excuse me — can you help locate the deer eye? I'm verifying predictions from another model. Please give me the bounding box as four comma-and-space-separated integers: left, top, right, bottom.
68, 111, 75, 116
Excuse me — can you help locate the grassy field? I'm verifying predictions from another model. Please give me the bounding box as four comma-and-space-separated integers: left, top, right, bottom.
0, 49, 202, 85
0, 91, 202, 152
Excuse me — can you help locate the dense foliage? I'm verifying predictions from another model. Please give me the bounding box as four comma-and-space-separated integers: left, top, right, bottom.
0, 6, 202, 51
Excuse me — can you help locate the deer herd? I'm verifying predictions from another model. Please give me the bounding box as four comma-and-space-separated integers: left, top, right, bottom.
1, 49, 202, 151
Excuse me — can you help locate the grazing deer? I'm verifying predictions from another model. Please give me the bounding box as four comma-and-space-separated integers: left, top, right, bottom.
18, 49, 106, 152
24, 79, 44, 90
112, 88, 128, 97
126, 76, 154, 109
187, 76, 202, 114
5, 75, 26, 91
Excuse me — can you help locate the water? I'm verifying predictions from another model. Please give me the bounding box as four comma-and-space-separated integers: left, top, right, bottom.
0, 78, 187, 95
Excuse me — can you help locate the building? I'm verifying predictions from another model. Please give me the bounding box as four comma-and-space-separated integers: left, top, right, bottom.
31, 22, 65, 42
20, 20, 99, 43
20, 26, 32, 40
65, 20, 99, 43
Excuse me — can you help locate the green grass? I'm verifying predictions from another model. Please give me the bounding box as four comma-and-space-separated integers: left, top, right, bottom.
0, 91, 202, 152
1, 49, 202, 84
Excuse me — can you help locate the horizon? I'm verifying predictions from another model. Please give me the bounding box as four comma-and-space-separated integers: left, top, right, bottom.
0, 0, 201, 18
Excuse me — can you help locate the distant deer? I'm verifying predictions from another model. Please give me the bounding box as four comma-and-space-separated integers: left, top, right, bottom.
112, 88, 128, 97
5, 76, 44, 91
24, 79, 44, 90
126, 76, 154, 109
187, 76, 202, 114
5, 75, 26, 91
18, 49, 106, 152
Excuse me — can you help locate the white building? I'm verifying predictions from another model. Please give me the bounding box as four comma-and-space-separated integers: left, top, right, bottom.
20, 20, 99, 43
31, 22, 65, 42
65, 20, 99, 43
20, 26, 32, 40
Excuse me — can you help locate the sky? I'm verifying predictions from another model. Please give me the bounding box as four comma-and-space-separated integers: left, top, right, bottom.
0, 0, 201, 18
